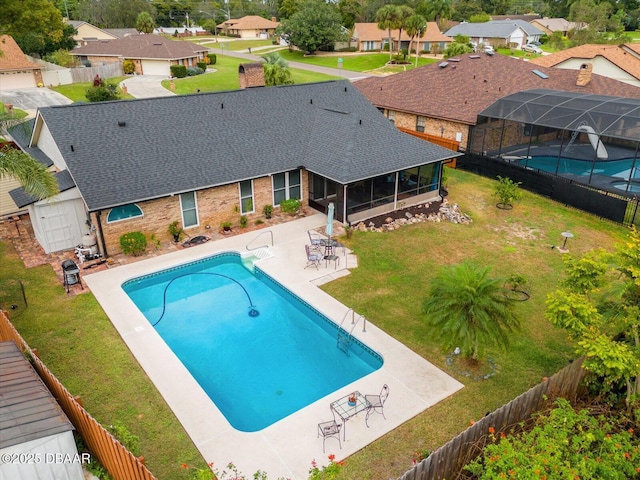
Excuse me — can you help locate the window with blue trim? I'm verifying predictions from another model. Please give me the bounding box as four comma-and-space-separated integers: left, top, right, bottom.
107, 204, 143, 223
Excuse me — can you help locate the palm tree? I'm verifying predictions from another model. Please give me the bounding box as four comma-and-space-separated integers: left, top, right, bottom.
395, 5, 414, 56
135, 11, 156, 34
423, 262, 521, 363
423, 0, 452, 24
0, 145, 59, 200
261, 53, 293, 86
375, 4, 400, 62
405, 14, 426, 62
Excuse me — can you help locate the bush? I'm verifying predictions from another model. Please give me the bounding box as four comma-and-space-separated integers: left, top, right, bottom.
239, 215, 248, 228
85, 83, 119, 102
170, 65, 187, 78
263, 204, 273, 219
122, 59, 135, 74
207, 53, 217, 65
197, 61, 207, 71
44, 49, 78, 68
108, 421, 140, 457
186, 66, 204, 76
119, 232, 147, 256
279, 198, 301, 216
493, 175, 522, 208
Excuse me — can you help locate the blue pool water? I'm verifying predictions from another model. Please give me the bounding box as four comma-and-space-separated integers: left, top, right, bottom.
518, 156, 639, 180
122, 253, 382, 432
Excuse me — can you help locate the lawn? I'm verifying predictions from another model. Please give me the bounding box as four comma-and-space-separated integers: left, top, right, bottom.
0, 168, 628, 479
50, 76, 134, 102
160, 55, 339, 94
275, 50, 440, 72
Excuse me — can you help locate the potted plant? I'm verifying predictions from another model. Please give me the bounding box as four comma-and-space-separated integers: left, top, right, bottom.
168, 221, 183, 243
220, 221, 233, 233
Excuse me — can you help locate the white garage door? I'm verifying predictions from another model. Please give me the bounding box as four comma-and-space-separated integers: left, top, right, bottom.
141, 60, 170, 76
0, 72, 36, 89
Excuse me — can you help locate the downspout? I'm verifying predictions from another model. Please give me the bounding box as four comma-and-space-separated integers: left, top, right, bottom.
343, 184, 348, 224
393, 172, 399, 210
95, 210, 108, 258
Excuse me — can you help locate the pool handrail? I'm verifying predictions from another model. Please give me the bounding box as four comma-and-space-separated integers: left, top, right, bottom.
246, 230, 274, 251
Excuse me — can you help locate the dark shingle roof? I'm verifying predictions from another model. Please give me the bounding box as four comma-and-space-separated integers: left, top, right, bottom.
37, 80, 459, 211
353, 53, 640, 125
8, 120, 54, 168
0, 342, 74, 449
10, 170, 76, 208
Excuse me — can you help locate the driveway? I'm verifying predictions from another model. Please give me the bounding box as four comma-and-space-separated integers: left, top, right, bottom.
0, 88, 72, 111
119, 75, 175, 99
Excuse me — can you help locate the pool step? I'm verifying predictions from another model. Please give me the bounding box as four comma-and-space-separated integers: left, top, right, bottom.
240, 248, 273, 272
337, 330, 351, 355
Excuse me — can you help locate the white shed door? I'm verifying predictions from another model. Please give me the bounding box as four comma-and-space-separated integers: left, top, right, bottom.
39, 203, 78, 252
141, 60, 169, 76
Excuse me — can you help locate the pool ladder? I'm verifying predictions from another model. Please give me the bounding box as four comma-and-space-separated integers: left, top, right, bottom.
337, 309, 367, 355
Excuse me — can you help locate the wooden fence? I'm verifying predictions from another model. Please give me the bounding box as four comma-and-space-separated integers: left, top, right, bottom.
398, 127, 461, 153
397, 357, 586, 480
0, 310, 158, 480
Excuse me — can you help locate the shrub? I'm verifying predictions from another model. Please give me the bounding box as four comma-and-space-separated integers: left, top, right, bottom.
119, 232, 147, 256
186, 66, 204, 76
239, 215, 248, 228
207, 53, 217, 64
85, 83, 119, 102
197, 61, 207, 71
108, 421, 140, 457
279, 198, 301, 216
493, 175, 522, 208
122, 59, 135, 74
170, 65, 187, 78
263, 204, 273, 219
44, 49, 78, 68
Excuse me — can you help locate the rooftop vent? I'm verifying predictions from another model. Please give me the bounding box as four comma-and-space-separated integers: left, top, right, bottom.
439, 62, 449, 68
118, 121, 126, 127
469, 55, 481, 59
532, 69, 548, 79
449, 57, 461, 62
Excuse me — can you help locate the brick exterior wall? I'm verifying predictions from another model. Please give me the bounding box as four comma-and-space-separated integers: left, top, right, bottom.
388, 109, 470, 149
91, 173, 310, 255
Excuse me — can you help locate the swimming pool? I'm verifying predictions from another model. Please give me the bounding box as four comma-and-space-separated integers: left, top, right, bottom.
517, 156, 639, 180
122, 252, 383, 432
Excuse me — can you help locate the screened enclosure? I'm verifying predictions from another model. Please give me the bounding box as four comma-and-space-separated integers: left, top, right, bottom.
468, 89, 640, 195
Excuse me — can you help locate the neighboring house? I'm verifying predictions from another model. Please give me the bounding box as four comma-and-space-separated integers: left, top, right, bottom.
353, 53, 640, 151
444, 20, 544, 48
69, 34, 208, 76
530, 43, 640, 87
0, 341, 84, 480
491, 14, 541, 22
216, 16, 279, 39
9, 80, 459, 256
529, 18, 584, 36
0, 35, 44, 89
352, 22, 452, 54
67, 20, 138, 46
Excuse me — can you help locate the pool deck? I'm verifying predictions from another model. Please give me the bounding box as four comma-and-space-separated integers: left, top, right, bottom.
83, 213, 464, 479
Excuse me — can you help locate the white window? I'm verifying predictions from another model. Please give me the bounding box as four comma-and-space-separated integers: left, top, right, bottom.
180, 192, 199, 228
273, 169, 301, 206
239, 180, 254, 214
388, 110, 395, 124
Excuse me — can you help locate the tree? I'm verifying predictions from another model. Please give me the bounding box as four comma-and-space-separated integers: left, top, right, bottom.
493, 175, 522, 209
545, 229, 640, 410
443, 34, 473, 57
420, 0, 452, 23
276, 0, 344, 54
135, 11, 156, 34
450, 0, 483, 22
279, 0, 300, 20
0, 145, 59, 201
423, 262, 521, 363
405, 14, 426, 62
76, 0, 153, 29
1, 0, 72, 56
375, 4, 401, 62
337, 0, 363, 29
262, 53, 294, 86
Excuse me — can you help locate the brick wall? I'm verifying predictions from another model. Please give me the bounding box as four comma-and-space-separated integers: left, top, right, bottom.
388, 110, 470, 148
92, 173, 310, 255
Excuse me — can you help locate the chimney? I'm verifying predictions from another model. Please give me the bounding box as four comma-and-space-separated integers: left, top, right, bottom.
238, 63, 265, 89
271, 17, 277, 22
576, 63, 593, 86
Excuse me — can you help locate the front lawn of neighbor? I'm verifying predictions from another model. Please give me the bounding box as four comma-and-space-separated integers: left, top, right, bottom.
51, 76, 134, 102
0, 167, 627, 479
276, 50, 440, 72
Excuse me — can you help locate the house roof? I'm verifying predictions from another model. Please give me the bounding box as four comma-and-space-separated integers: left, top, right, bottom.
353, 23, 452, 43
491, 14, 541, 22
32, 80, 458, 212
445, 20, 543, 39
0, 341, 74, 449
10, 170, 76, 208
353, 53, 640, 125
530, 18, 581, 32
530, 44, 640, 82
0, 35, 41, 72
69, 34, 207, 60
103, 28, 140, 39
217, 15, 279, 30
7, 120, 54, 168
479, 89, 640, 141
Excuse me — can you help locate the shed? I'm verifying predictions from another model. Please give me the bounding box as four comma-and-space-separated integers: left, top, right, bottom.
0, 341, 84, 480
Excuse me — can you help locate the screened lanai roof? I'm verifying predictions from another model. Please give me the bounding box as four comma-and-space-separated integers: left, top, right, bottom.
479, 89, 640, 141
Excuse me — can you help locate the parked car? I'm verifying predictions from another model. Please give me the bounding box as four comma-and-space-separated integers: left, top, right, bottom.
522, 44, 543, 54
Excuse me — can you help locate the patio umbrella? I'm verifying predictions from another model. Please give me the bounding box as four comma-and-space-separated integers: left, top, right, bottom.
326, 202, 334, 239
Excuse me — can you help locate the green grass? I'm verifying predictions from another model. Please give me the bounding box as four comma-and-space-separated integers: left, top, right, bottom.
161, 55, 339, 94
275, 50, 439, 72
226, 39, 274, 51
50, 76, 134, 102
0, 168, 628, 479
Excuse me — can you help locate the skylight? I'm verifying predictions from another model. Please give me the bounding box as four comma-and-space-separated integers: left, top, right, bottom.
532, 69, 548, 79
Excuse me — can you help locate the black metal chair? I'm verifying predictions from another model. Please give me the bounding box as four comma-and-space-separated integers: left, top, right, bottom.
317, 420, 341, 453
365, 384, 389, 427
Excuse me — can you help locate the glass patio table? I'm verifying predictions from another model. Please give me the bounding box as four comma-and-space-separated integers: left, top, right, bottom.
330, 391, 371, 440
